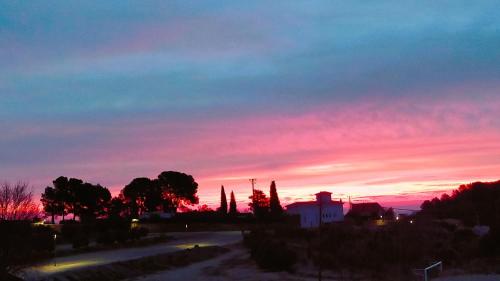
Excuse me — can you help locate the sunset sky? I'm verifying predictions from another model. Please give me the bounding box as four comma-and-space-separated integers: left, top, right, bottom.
1, 1, 499, 211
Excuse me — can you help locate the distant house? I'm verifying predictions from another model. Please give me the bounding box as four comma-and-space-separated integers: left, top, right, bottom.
347, 202, 385, 219
286, 192, 344, 228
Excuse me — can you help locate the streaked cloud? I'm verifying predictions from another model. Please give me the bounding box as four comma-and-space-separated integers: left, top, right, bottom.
0, 1, 499, 209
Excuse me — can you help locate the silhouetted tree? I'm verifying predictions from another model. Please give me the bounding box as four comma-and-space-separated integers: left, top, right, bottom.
108, 196, 126, 220
75, 182, 111, 222
157, 171, 199, 212
46, 177, 111, 222
122, 177, 159, 218
67, 177, 84, 220
0, 182, 39, 221
51, 176, 71, 221
219, 185, 227, 215
249, 189, 269, 219
269, 181, 283, 217
229, 191, 237, 215
41, 186, 63, 224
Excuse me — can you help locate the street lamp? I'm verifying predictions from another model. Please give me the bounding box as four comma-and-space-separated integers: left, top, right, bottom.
53, 234, 57, 266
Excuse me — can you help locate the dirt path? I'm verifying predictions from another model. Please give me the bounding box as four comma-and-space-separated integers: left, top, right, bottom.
19, 231, 242, 280
129, 244, 339, 281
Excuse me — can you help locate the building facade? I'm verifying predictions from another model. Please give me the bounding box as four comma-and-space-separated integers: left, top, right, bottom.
286, 191, 344, 228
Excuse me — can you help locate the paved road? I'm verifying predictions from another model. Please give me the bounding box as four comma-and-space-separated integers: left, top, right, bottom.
20, 231, 242, 280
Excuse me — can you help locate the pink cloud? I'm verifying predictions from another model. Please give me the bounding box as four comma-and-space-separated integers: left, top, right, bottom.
7, 92, 500, 210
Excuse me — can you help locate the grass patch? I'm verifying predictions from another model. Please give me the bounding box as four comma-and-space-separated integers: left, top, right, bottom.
55, 234, 174, 258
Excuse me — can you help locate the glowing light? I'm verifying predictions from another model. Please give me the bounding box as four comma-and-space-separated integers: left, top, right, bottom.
410, 220, 413, 224
131, 218, 139, 222
175, 242, 213, 249
36, 260, 102, 273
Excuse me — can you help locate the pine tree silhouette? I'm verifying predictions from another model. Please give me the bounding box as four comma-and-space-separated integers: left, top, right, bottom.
229, 191, 237, 215
269, 181, 283, 217
220, 185, 228, 215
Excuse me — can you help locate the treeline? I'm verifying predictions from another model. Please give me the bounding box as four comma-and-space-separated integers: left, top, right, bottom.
41, 171, 198, 223
247, 181, 284, 219
420, 180, 500, 226
175, 180, 285, 222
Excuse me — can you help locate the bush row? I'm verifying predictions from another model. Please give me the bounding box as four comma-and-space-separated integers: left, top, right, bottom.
243, 229, 297, 272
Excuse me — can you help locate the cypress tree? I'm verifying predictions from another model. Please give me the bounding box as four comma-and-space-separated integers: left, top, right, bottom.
269, 180, 283, 216
220, 185, 228, 215
229, 191, 237, 215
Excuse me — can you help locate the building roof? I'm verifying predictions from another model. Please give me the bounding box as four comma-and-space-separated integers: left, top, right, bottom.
315, 191, 332, 196
287, 200, 343, 208
349, 202, 384, 215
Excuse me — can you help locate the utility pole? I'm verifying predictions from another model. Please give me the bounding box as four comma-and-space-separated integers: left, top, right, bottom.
249, 178, 256, 194
249, 178, 256, 204
318, 196, 323, 281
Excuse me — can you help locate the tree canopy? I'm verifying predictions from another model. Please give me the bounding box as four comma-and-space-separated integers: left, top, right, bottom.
40, 186, 63, 224
420, 180, 500, 226
41, 176, 111, 222
249, 189, 269, 219
157, 171, 199, 212
122, 177, 160, 217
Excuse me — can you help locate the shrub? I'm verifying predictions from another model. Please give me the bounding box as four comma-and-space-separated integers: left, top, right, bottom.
130, 227, 149, 240
479, 226, 500, 257
96, 230, 115, 245
61, 223, 83, 242
72, 233, 90, 249
0, 221, 56, 276
31, 225, 55, 252
244, 230, 297, 272
95, 218, 129, 233
115, 230, 129, 244
254, 240, 296, 272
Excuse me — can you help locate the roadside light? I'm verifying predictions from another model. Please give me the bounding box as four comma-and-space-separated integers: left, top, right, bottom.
53, 234, 57, 267
396, 216, 399, 221
379, 215, 383, 219
185, 224, 188, 231
131, 218, 139, 222
410, 220, 413, 224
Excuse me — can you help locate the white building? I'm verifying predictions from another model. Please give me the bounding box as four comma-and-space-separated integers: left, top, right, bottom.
286, 192, 344, 228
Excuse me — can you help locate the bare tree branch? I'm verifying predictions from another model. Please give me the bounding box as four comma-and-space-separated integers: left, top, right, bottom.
0, 182, 40, 221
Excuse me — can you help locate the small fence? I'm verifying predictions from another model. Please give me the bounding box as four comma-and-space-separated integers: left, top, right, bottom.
413, 261, 443, 281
